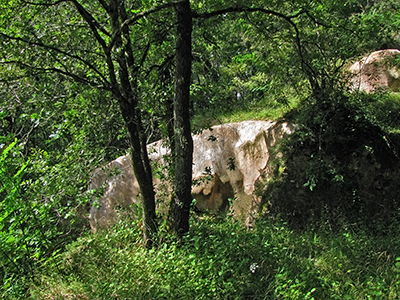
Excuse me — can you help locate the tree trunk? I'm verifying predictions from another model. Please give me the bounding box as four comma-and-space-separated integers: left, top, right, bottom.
169, 0, 194, 236
118, 95, 157, 247
107, 0, 158, 248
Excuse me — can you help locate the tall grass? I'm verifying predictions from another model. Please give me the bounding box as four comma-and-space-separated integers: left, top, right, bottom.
29, 216, 400, 299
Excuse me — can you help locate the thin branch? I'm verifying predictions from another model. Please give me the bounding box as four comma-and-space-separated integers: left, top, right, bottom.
70, 0, 118, 93
303, 9, 356, 35
109, 1, 182, 51
0, 73, 41, 83
96, 0, 110, 13
0, 32, 110, 86
21, 0, 68, 6
303, 10, 332, 28
125, 1, 183, 26
193, 7, 303, 20
138, 42, 151, 71
1, 60, 107, 89
119, 0, 137, 74
193, 6, 317, 83
145, 54, 175, 77
102, 0, 120, 98
70, 0, 110, 40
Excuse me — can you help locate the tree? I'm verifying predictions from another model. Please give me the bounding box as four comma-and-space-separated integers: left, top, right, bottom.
168, 0, 193, 236
168, 0, 400, 235
1, 0, 213, 243
0, 0, 184, 247
166, 0, 312, 236
0, 0, 319, 242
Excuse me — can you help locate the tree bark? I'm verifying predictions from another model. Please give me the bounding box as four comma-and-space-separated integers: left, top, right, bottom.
169, 0, 194, 236
109, 0, 157, 247
118, 95, 157, 247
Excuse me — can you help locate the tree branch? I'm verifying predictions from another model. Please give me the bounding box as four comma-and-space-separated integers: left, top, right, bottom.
118, 0, 137, 74
125, 1, 183, 26
0, 32, 110, 86
108, 1, 182, 51
0, 73, 41, 83
1, 60, 107, 89
70, 0, 118, 92
303, 10, 332, 28
96, 0, 110, 13
138, 42, 151, 71
21, 0, 68, 6
70, 0, 110, 41
193, 7, 303, 20
193, 6, 317, 86
145, 54, 175, 78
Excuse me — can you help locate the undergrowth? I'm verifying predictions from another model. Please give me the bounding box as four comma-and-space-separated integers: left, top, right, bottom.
27, 216, 400, 300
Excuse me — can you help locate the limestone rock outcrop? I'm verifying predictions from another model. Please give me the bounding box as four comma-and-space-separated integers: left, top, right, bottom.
348, 49, 400, 93
89, 155, 140, 231
89, 120, 294, 231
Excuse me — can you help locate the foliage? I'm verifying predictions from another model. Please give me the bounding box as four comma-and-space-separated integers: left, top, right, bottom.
0, 140, 48, 298
30, 216, 400, 299
356, 92, 400, 134
264, 90, 400, 228
0, 76, 126, 298
191, 1, 308, 127
251, 0, 400, 228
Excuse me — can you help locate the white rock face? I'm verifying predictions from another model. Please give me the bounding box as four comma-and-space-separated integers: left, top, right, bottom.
89, 120, 294, 231
349, 49, 400, 92
89, 155, 140, 231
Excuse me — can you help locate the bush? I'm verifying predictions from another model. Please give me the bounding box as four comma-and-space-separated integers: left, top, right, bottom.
0, 138, 93, 298
0, 140, 39, 298
263, 90, 400, 228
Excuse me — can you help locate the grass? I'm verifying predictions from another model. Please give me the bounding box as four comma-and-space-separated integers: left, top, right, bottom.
27, 216, 400, 300
192, 90, 400, 133
192, 93, 301, 130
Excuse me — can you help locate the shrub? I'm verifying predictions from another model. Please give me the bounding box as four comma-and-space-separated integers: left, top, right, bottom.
263, 90, 400, 228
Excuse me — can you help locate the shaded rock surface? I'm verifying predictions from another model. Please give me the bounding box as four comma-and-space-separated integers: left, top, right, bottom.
348, 49, 400, 93
89, 120, 294, 231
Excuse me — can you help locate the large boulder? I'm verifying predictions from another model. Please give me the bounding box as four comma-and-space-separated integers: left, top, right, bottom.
89, 120, 294, 231
348, 49, 400, 93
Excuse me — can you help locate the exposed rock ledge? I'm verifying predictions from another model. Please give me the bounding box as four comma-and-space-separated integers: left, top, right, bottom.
89, 120, 294, 231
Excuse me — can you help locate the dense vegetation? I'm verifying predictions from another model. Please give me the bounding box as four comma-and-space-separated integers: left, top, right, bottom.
30, 217, 400, 299
1, 0, 400, 298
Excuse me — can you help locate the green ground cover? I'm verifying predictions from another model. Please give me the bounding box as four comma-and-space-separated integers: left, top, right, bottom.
28, 216, 400, 300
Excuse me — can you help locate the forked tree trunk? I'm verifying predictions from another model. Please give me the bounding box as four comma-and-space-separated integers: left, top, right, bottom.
169, 0, 194, 236
109, 0, 158, 248
118, 96, 157, 247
